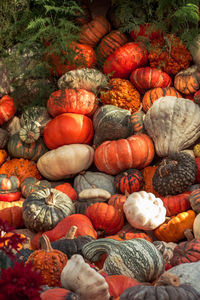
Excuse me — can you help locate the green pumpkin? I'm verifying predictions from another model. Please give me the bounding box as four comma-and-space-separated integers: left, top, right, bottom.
82, 238, 164, 282
7, 133, 48, 161
19, 121, 40, 144
22, 188, 75, 232
21, 176, 51, 198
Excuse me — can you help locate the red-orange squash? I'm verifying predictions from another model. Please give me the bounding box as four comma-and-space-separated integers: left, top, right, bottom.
105, 275, 140, 298
47, 89, 98, 117
161, 192, 191, 217
108, 194, 126, 213
94, 133, 155, 175
54, 182, 77, 201
40, 288, 81, 300
0, 95, 16, 125
43, 113, 94, 149
0, 199, 24, 228
141, 166, 160, 197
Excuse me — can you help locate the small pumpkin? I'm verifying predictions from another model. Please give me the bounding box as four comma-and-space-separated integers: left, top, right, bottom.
0, 150, 7, 166
40, 288, 81, 300
108, 194, 126, 213
189, 189, 200, 213
0, 174, 20, 192
174, 65, 200, 94
113, 169, 144, 194
54, 182, 77, 201
26, 234, 68, 287
0, 199, 24, 228
21, 176, 51, 198
161, 192, 191, 217
0, 95, 16, 125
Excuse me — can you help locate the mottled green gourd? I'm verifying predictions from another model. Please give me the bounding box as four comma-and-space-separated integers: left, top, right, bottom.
82, 238, 164, 282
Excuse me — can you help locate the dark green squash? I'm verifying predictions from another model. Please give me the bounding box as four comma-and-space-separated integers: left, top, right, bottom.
21, 176, 51, 198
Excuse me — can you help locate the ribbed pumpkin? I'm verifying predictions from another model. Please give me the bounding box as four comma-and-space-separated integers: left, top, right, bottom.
0, 95, 16, 125
103, 42, 148, 78
43, 113, 94, 149
161, 192, 191, 217
99, 78, 141, 113
189, 189, 200, 213
108, 194, 126, 213
85, 202, 124, 236
130, 67, 172, 94
0, 150, 7, 166
21, 176, 51, 198
47, 88, 98, 117
96, 30, 128, 63
54, 182, 77, 201
142, 166, 160, 196
113, 169, 144, 194
142, 86, 182, 112
130, 111, 145, 133
79, 15, 111, 47
0, 199, 24, 228
94, 133, 155, 175
7, 133, 48, 161
174, 65, 200, 94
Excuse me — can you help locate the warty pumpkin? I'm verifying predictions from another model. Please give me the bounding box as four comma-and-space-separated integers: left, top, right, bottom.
94, 133, 155, 175
113, 168, 144, 194
174, 65, 200, 94
43, 113, 94, 149
0, 95, 16, 125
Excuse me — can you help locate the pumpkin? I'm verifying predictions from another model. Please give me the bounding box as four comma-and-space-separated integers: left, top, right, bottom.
61, 254, 110, 300
31, 214, 97, 250
130, 67, 172, 94
0, 95, 16, 125
57, 68, 107, 91
94, 133, 155, 175
142, 166, 160, 196
144, 96, 200, 157
51, 225, 95, 258
152, 152, 197, 196
73, 171, 116, 195
161, 192, 191, 217
21, 176, 51, 198
154, 210, 196, 242
0, 199, 24, 228
0, 158, 42, 183
195, 157, 200, 183
0, 191, 21, 202
108, 194, 126, 213
142, 86, 182, 112
103, 42, 148, 79
123, 191, 166, 230
26, 234, 68, 287
43, 113, 94, 149
79, 15, 111, 47
54, 182, 77, 201
174, 65, 200, 94
130, 111, 145, 133
82, 238, 164, 282
37, 144, 94, 180
22, 188, 75, 232
193, 213, 200, 239
92, 104, 134, 148
114, 169, 144, 194
96, 30, 128, 63
85, 202, 124, 236
47, 88, 98, 118
0, 129, 9, 149
40, 288, 81, 300
0, 174, 20, 192
0, 150, 7, 166
7, 133, 48, 161
153, 241, 177, 263
189, 189, 200, 213
100, 78, 141, 113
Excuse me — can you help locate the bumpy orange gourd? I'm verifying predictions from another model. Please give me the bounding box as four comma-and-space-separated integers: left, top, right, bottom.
100, 78, 141, 113
26, 234, 68, 287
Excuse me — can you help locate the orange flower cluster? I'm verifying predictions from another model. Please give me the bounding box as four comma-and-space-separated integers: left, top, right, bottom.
148, 34, 193, 75
100, 78, 141, 113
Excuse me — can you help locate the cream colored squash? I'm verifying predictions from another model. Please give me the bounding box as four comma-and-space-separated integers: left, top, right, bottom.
37, 144, 94, 180
193, 213, 200, 239
123, 191, 166, 230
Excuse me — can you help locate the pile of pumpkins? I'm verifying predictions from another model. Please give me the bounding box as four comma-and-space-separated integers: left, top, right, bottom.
2, 8, 200, 300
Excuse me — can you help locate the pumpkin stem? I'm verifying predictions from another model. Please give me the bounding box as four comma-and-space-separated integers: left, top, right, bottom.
45, 191, 55, 205
79, 171, 86, 175
65, 225, 78, 239
91, 184, 96, 188
154, 272, 180, 287
40, 234, 54, 252
184, 228, 194, 241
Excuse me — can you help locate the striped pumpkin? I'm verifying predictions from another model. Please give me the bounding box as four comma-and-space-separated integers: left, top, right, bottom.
0, 199, 24, 228
96, 30, 128, 63
82, 238, 164, 282
161, 192, 191, 217
142, 87, 182, 112
189, 189, 200, 213
108, 194, 126, 213
130, 111, 145, 133
113, 169, 144, 194
142, 166, 160, 197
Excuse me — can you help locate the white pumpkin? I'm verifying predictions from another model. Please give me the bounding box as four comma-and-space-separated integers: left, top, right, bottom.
123, 191, 166, 230
37, 144, 94, 180
61, 254, 110, 300
193, 213, 200, 239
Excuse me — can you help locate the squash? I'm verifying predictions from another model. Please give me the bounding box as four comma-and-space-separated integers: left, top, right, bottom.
144, 96, 200, 157
130, 23, 163, 41
142, 166, 160, 196
189, 189, 200, 213
0, 174, 20, 192
153, 241, 177, 263
103, 42, 148, 79
21, 176, 51, 198
54, 182, 77, 201
113, 169, 144, 194
161, 192, 191, 217
82, 238, 164, 282
174, 65, 200, 94
0, 199, 24, 228
108, 194, 127, 213
0, 95, 16, 125
193, 213, 200, 239
0, 128, 9, 149
22, 188, 75, 232
75, 1, 92, 25
94, 133, 155, 175
0, 150, 7, 166
92, 104, 134, 148
57, 68, 107, 91
37, 144, 94, 180
123, 191, 166, 230
40, 288, 81, 300
43, 113, 94, 149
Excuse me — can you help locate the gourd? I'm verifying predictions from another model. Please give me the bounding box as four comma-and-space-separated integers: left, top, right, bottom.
0, 174, 21, 202
22, 188, 75, 232
161, 192, 191, 216
0, 128, 9, 149
54, 182, 77, 201
108, 194, 127, 213
0, 95, 16, 125
189, 189, 200, 213
0, 199, 24, 228
61, 254, 110, 300
113, 169, 144, 194
123, 191, 166, 230
0, 150, 7, 166
40, 288, 81, 300
57, 68, 107, 92
174, 65, 200, 94
92, 105, 134, 147
142, 166, 160, 196
21, 176, 51, 198
144, 96, 200, 157
37, 144, 94, 180
153, 241, 177, 263
82, 238, 164, 282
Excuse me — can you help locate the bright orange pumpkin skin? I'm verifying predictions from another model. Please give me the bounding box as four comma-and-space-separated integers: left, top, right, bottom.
0, 199, 24, 228
0, 95, 16, 125
161, 192, 191, 217
106, 275, 140, 298
40, 288, 81, 300
54, 182, 77, 201
43, 113, 94, 149
94, 133, 155, 175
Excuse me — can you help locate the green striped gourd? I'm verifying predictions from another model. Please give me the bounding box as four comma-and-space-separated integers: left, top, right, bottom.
82, 238, 164, 282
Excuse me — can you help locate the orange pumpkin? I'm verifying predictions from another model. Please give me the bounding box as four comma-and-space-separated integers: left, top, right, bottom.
94, 133, 155, 175
174, 65, 200, 94
0, 199, 24, 228
43, 113, 94, 149
54, 182, 77, 201
40, 288, 81, 300
0, 95, 16, 125
79, 15, 111, 47
0, 150, 7, 166
142, 86, 182, 112
161, 192, 191, 217
154, 210, 196, 242
142, 166, 161, 196
105, 275, 140, 298
108, 194, 127, 213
